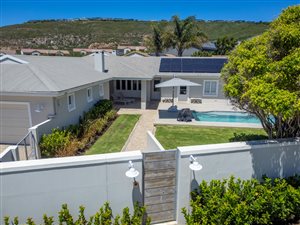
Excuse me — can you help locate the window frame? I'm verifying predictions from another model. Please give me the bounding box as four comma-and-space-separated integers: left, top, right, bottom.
87, 87, 93, 103
67, 93, 76, 112
203, 80, 219, 97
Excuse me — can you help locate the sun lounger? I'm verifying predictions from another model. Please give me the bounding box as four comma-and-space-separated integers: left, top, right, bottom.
177, 108, 193, 122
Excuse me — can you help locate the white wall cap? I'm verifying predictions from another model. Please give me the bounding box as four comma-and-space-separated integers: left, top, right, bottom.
0, 151, 142, 173
178, 138, 300, 156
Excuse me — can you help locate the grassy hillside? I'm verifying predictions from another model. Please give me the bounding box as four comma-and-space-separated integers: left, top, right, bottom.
0, 19, 269, 49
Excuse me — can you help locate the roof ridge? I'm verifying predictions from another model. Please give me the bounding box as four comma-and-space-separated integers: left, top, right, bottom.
27, 64, 60, 91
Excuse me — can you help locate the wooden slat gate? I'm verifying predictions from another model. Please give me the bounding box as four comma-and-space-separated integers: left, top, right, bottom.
143, 150, 177, 224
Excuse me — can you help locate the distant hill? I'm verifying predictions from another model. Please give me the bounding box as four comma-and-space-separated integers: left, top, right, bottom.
0, 19, 269, 49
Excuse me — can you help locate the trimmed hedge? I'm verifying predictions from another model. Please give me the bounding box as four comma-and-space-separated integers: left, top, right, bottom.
4, 202, 151, 225
40, 100, 116, 157
182, 176, 300, 225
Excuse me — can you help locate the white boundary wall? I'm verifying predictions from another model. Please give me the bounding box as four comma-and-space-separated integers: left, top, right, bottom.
1, 139, 300, 224
176, 139, 300, 224
0, 151, 143, 224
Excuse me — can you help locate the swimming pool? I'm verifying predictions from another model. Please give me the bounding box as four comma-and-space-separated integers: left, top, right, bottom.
192, 111, 261, 124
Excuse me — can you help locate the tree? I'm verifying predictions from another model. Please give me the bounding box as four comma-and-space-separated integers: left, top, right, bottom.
143, 24, 164, 56
221, 5, 300, 139
164, 16, 207, 56
215, 36, 238, 55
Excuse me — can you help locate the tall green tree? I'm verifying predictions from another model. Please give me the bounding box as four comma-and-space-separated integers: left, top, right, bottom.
222, 5, 300, 139
143, 24, 164, 56
164, 16, 207, 56
215, 36, 238, 55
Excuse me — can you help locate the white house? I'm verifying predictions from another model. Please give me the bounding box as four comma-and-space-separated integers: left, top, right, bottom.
0, 53, 227, 144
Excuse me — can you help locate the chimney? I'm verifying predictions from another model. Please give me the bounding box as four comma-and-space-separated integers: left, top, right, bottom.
94, 51, 106, 72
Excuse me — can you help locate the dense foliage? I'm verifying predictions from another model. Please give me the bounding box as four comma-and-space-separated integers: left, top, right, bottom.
191, 50, 213, 57
182, 176, 300, 225
4, 202, 151, 225
215, 36, 238, 55
40, 100, 116, 157
163, 16, 207, 56
222, 6, 300, 138
143, 24, 164, 56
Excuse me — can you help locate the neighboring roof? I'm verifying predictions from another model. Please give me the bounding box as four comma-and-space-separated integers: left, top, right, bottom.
73, 48, 114, 53
118, 45, 147, 51
21, 49, 70, 55
163, 42, 217, 56
124, 51, 149, 57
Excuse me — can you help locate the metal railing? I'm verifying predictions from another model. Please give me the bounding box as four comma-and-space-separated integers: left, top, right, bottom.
15, 131, 38, 161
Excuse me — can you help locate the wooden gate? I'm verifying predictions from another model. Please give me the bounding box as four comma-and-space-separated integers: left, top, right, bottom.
143, 150, 177, 224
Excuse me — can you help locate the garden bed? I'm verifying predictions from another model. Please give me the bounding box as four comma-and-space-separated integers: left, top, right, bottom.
85, 114, 140, 155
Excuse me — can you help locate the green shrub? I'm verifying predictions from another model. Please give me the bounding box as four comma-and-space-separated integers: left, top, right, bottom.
183, 176, 300, 225
4, 202, 150, 225
40, 128, 72, 157
39, 100, 115, 158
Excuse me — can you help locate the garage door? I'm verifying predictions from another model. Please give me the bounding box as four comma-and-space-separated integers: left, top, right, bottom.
0, 103, 31, 144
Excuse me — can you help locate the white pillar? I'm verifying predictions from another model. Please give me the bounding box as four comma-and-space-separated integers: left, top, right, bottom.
141, 80, 147, 109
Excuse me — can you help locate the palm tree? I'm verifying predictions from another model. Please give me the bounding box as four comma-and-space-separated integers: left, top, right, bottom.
164, 16, 207, 56
144, 24, 164, 56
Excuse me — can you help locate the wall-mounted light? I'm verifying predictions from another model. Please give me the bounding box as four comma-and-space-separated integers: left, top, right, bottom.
125, 161, 139, 185
189, 155, 203, 171
34, 104, 45, 113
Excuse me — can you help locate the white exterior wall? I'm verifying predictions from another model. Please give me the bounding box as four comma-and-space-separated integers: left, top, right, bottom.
159, 76, 226, 101
0, 151, 143, 224
176, 140, 300, 224
50, 82, 108, 129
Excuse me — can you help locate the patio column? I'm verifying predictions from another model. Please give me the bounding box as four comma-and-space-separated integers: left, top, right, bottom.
141, 80, 147, 109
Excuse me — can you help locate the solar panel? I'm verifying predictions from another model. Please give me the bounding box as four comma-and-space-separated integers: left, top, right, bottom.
159, 58, 227, 73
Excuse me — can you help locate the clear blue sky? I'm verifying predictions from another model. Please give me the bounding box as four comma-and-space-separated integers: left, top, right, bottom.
1, 0, 299, 26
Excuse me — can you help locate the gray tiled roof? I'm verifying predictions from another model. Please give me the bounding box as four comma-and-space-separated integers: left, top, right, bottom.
0, 54, 225, 96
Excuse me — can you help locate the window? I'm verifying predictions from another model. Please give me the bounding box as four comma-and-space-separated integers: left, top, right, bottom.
138, 81, 141, 91
99, 84, 104, 97
87, 88, 93, 102
179, 86, 187, 95
203, 80, 218, 96
121, 80, 126, 90
153, 80, 160, 92
116, 80, 121, 90
132, 80, 137, 90
127, 80, 132, 90
67, 93, 76, 112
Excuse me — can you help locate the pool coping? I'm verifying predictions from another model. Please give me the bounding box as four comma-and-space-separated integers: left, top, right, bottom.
154, 119, 263, 129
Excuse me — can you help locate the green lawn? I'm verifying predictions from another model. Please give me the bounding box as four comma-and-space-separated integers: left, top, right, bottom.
155, 125, 268, 149
85, 114, 140, 155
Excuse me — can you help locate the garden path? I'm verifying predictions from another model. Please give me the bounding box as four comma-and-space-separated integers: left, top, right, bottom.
117, 108, 157, 151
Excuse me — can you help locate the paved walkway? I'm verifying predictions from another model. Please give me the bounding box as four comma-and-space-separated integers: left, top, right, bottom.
117, 108, 157, 151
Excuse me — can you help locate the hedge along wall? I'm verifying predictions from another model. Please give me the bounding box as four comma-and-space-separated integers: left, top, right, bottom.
0, 151, 143, 224
176, 139, 300, 224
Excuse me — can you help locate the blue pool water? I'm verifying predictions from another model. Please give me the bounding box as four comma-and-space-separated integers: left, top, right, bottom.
192, 111, 261, 124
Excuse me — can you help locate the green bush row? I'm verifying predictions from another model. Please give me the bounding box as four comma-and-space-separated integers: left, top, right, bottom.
4, 202, 151, 225
182, 176, 300, 225
40, 100, 115, 157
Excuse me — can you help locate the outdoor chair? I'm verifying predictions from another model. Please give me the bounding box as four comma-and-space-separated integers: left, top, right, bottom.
112, 93, 133, 105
